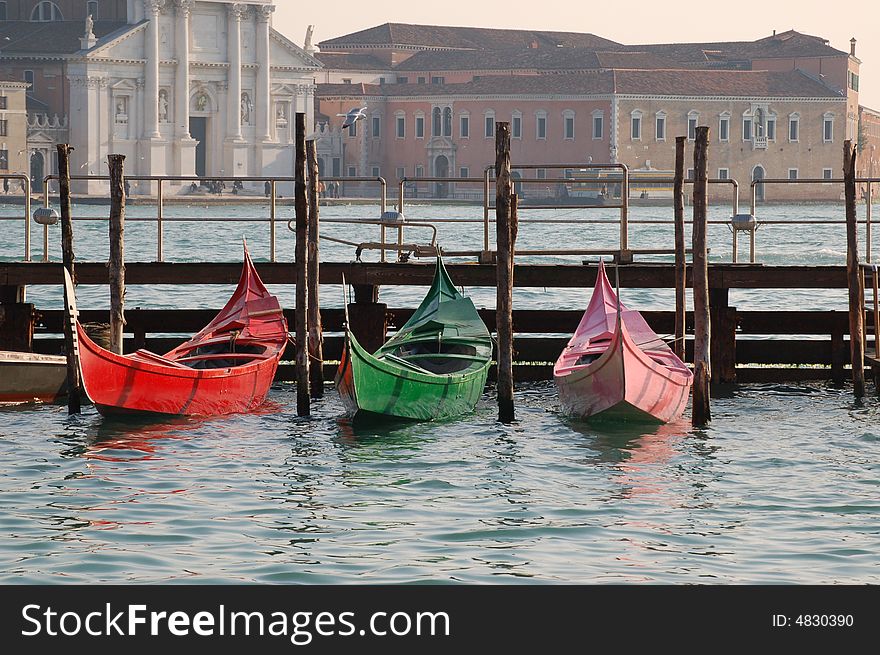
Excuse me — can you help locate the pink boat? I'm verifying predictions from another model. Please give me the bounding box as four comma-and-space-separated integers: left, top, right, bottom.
554, 261, 693, 423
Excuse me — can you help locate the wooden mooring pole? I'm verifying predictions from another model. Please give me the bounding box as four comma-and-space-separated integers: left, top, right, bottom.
294, 113, 310, 416
58, 144, 82, 414
305, 140, 324, 397
108, 154, 126, 355
844, 139, 865, 397
673, 136, 687, 362
692, 126, 711, 425
495, 121, 516, 423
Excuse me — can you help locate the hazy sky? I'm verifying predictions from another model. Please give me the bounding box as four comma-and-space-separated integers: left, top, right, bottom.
274, 0, 879, 110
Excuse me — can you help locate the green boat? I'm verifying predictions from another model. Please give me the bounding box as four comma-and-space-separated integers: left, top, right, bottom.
335, 256, 492, 421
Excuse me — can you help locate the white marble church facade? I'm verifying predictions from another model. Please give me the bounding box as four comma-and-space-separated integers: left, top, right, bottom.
68, 0, 320, 193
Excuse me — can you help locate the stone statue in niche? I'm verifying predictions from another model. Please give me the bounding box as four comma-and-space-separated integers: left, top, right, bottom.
158, 90, 169, 122
196, 92, 208, 112
115, 97, 127, 122
241, 92, 253, 124
276, 103, 287, 127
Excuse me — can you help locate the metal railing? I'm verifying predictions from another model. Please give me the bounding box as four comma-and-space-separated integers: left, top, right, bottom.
0, 174, 32, 261
750, 177, 878, 262
32, 174, 386, 263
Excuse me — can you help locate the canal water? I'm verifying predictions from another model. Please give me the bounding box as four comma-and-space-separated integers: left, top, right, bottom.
1, 201, 878, 583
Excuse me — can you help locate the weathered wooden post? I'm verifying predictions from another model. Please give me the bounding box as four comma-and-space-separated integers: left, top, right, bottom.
692, 126, 711, 425
305, 140, 324, 397
58, 144, 82, 414
495, 121, 516, 423
844, 139, 865, 397
673, 136, 687, 362
294, 112, 310, 416
108, 154, 126, 355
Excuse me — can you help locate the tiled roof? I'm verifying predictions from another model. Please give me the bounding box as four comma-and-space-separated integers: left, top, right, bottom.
0, 21, 128, 55
314, 52, 388, 71
613, 69, 844, 97
317, 69, 843, 99
319, 23, 621, 51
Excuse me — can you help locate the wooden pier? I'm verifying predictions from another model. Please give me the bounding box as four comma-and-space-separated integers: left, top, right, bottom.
0, 260, 864, 385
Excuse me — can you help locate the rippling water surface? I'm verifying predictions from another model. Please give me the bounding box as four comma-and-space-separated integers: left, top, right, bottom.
1, 201, 879, 583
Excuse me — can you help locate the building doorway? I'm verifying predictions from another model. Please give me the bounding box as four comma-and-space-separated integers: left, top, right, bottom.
434, 155, 449, 198
752, 165, 765, 202
190, 117, 207, 178
30, 152, 44, 190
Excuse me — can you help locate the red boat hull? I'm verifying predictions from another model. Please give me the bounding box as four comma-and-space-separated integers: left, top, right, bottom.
76, 247, 287, 417
78, 330, 282, 416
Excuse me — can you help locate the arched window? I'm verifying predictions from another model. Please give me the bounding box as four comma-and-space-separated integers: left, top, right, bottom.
442, 107, 452, 137
31, 1, 63, 21
432, 107, 442, 137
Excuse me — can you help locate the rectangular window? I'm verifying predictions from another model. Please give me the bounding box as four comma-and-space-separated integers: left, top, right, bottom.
565, 116, 575, 140
536, 168, 546, 179
459, 167, 469, 178
332, 158, 341, 177
0, 97, 6, 110
485, 116, 495, 138
0, 120, 7, 137
397, 76, 408, 84
460, 115, 469, 138
415, 165, 424, 177
767, 118, 776, 141
0, 3, 6, 20
431, 76, 444, 85
347, 166, 356, 177
512, 116, 521, 139
396, 116, 405, 138
718, 168, 729, 180
396, 166, 405, 180
0, 150, 8, 171
823, 168, 833, 180
371, 166, 380, 177
417, 76, 426, 84
656, 116, 665, 140
379, 77, 385, 85
849, 71, 859, 92
348, 121, 357, 137
631, 116, 641, 140
788, 168, 798, 180
719, 117, 729, 142
688, 118, 697, 140
536, 116, 546, 139
593, 115, 603, 139
687, 168, 695, 180
789, 117, 799, 141
824, 118, 833, 142
742, 118, 752, 141
371, 116, 380, 138
24, 70, 35, 87
87, 1, 98, 18
415, 116, 424, 138
342, 78, 351, 84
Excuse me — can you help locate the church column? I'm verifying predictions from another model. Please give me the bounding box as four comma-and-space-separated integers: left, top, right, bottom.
227, 3, 244, 140
174, 0, 193, 138
256, 5, 274, 142
144, 0, 161, 139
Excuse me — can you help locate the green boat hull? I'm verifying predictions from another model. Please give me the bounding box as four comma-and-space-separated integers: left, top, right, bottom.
336, 332, 490, 421
335, 256, 492, 421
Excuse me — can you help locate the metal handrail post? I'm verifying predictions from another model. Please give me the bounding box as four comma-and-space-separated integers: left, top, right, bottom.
379, 176, 386, 215
270, 180, 277, 263
873, 264, 879, 354
751, 180, 757, 216
867, 181, 873, 263
732, 179, 739, 216
483, 167, 490, 252
42, 175, 51, 262
157, 179, 164, 262
23, 176, 31, 262
620, 165, 629, 252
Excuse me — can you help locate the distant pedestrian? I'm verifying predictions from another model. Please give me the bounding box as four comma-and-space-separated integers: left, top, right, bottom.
124, 179, 131, 197
318, 180, 326, 198
2, 178, 8, 194
264, 180, 271, 197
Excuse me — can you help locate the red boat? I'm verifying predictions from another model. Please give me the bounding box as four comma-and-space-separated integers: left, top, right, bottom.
76, 247, 288, 417
554, 261, 693, 423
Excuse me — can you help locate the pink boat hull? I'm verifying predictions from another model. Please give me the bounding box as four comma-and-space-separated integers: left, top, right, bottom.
554, 262, 693, 423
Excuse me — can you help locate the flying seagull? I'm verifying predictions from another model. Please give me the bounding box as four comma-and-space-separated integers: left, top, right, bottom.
338, 106, 367, 130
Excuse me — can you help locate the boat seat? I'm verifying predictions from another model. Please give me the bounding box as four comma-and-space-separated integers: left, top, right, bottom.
382, 353, 434, 374
397, 353, 487, 362
176, 353, 263, 363
129, 350, 191, 369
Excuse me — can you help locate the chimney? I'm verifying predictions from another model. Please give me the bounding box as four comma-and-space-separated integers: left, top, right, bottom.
772, 29, 776, 36
850, 37, 857, 56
